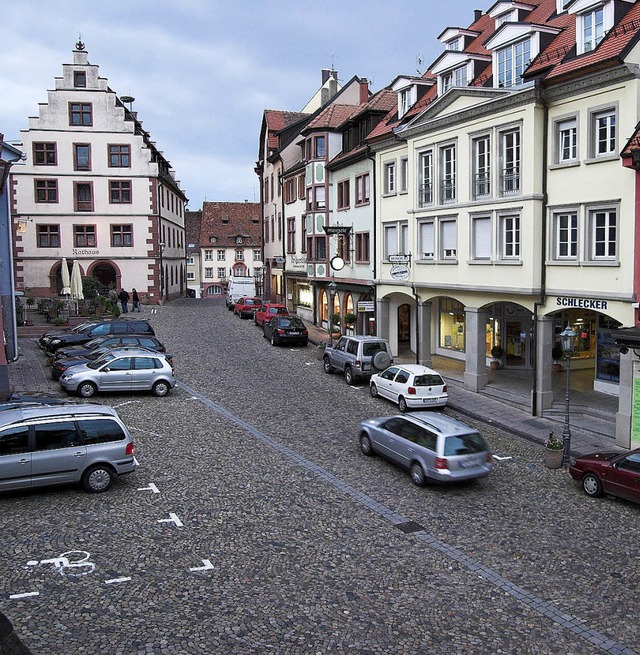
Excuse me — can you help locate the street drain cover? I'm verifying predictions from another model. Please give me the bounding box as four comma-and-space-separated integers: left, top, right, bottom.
395, 521, 425, 534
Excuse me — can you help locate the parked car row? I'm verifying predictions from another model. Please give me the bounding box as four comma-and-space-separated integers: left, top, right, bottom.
37, 318, 176, 399
234, 297, 309, 347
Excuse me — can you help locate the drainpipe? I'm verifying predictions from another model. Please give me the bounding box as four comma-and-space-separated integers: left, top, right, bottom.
367, 148, 378, 335
412, 284, 420, 364
532, 80, 549, 417
279, 168, 286, 306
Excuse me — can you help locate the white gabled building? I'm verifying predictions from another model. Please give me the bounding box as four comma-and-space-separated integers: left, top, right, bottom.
10, 42, 187, 304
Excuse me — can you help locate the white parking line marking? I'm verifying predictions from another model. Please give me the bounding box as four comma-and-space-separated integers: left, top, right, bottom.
189, 559, 214, 572
157, 512, 183, 527
137, 483, 160, 494
493, 455, 513, 461
105, 577, 131, 585
113, 400, 143, 408
9, 591, 40, 599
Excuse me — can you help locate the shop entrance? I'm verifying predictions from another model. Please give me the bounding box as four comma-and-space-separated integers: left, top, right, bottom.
398, 304, 410, 343
505, 317, 532, 368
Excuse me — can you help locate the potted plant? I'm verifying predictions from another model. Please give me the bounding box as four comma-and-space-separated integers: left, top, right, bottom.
544, 432, 564, 469
552, 345, 563, 372
490, 345, 503, 370
316, 341, 326, 361
344, 312, 357, 332
330, 313, 341, 339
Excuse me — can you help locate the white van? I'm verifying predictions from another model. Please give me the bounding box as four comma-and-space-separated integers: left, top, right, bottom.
226, 276, 256, 310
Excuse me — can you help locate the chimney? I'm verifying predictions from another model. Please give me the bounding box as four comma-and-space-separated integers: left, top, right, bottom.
474, 9, 482, 21
320, 69, 339, 106
359, 79, 369, 104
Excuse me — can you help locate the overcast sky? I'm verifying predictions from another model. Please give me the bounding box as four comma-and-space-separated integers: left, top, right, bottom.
2, 1, 484, 209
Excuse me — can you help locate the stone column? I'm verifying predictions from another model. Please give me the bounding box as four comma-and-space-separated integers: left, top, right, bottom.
533, 315, 554, 415
615, 350, 633, 449
417, 301, 432, 367
376, 297, 390, 342
463, 306, 487, 392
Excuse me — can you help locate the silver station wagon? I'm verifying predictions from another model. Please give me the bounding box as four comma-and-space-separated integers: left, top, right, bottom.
0, 402, 137, 493
358, 412, 493, 486
60, 348, 175, 398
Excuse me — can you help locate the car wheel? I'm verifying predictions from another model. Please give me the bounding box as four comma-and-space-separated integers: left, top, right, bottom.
263, 327, 268, 339
323, 357, 333, 374
152, 380, 170, 397
344, 367, 354, 385
398, 396, 408, 413
360, 433, 374, 456
373, 351, 392, 371
582, 472, 603, 498
270, 334, 277, 346
82, 464, 114, 493
77, 381, 97, 398
410, 462, 427, 487
370, 383, 379, 398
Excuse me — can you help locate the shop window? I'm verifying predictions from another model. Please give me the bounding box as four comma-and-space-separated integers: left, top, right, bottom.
439, 299, 465, 351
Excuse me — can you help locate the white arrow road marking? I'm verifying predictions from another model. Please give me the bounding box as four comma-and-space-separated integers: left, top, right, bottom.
158, 512, 183, 527
189, 559, 214, 572
137, 483, 160, 493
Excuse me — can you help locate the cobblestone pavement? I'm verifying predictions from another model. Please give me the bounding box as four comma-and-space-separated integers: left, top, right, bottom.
1, 299, 639, 655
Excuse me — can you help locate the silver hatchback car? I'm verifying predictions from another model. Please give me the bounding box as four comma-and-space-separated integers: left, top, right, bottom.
358, 412, 493, 486
60, 348, 175, 398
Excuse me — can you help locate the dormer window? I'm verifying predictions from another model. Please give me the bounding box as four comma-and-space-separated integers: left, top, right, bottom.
496, 9, 515, 26
569, 1, 617, 55
236, 236, 243, 244
488, 2, 534, 28
446, 38, 461, 51
209, 236, 217, 244
497, 39, 531, 88
442, 65, 468, 93
399, 88, 414, 117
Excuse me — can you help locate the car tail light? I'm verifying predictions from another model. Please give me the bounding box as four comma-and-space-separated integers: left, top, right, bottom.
435, 457, 449, 470
302, 330, 308, 335
486, 452, 493, 463
126, 442, 135, 456
443, 384, 448, 392
355, 359, 362, 367
408, 387, 416, 395
277, 329, 286, 335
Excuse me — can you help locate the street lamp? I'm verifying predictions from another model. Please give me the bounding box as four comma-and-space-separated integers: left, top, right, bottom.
560, 323, 576, 468
328, 279, 337, 347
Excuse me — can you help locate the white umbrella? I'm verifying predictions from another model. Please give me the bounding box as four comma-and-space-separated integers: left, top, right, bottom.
70, 260, 84, 300
60, 258, 71, 296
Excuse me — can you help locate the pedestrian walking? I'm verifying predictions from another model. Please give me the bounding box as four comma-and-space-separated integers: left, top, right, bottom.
132, 288, 141, 312
118, 288, 130, 313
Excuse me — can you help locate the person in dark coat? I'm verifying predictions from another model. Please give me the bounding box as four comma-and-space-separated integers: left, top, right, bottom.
118, 288, 130, 313
132, 288, 141, 312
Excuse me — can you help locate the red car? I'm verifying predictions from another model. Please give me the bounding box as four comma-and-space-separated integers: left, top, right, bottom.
233, 296, 262, 319
569, 448, 640, 503
254, 303, 289, 327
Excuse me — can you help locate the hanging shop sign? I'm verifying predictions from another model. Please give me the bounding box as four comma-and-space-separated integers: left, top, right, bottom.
390, 264, 410, 280
322, 226, 352, 236
358, 301, 375, 313
388, 254, 410, 263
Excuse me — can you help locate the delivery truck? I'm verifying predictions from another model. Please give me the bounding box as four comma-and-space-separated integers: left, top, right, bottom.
225, 276, 257, 310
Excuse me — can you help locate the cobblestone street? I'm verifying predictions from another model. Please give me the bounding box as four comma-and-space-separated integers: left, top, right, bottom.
1, 299, 639, 655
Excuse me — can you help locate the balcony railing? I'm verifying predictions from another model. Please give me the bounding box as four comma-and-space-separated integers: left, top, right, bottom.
418, 182, 433, 207
500, 167, 520, 195
441, 178, 456, 203
473, 173, 490, 199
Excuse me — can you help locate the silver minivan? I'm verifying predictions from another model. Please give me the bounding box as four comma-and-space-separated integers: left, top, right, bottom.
0, 402, 137, 493
358, 412, 493, 486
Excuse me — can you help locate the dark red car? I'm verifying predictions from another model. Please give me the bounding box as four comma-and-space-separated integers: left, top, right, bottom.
569, 448, 640, 503
254, 303, 289, 327
233, 296, 262, 319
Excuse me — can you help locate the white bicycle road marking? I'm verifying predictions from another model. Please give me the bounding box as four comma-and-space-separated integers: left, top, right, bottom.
26, 550, 95, 578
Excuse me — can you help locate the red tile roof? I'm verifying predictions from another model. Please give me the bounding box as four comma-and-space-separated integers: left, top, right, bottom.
304, 104, 363, 131
264, 110, 308, 149
200, 201, 261, 248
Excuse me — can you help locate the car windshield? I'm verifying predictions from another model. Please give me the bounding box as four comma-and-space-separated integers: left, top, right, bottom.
414, 374, 444, 387
87, 353, 117, 370
444, 432, 488, 456
72, 322, 95, 333
362, 342, 387, 357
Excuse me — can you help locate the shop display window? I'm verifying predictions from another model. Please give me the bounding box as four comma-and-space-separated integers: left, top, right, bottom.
440, 299, 465, 351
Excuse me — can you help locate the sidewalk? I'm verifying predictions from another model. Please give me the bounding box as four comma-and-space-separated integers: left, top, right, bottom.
305, 323, 624, 456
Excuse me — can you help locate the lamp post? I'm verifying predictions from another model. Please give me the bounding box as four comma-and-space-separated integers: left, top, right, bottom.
158, 240, 165, 302
328, 279, 337, 347
560, 324, 576, 468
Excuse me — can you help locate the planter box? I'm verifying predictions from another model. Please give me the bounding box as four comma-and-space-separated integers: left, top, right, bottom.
544, 448, 564, 469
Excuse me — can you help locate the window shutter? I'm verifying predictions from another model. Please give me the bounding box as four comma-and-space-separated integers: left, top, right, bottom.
420, 223, 434, 259
441, 221, 457, 258
474, 217, 491, 259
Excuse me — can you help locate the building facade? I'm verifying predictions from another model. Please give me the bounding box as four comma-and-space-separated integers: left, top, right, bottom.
195, 201, 262, 299
10, 42, 187, 304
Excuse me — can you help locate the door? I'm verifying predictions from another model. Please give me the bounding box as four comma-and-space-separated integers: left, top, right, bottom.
99, 356, 133, 391
505, 318, 532, 368
376, 367, 400, 401
31, 420, 86, 486
0, 425, 32, 490
398, 304, 410, 343
130, 356, 162, 390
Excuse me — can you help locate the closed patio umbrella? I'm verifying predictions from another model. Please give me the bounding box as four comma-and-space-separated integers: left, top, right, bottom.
70, 260, 84, 300
60, 258, 71, 296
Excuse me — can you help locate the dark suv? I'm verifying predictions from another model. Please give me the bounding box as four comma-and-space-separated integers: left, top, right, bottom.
39, 319, 155, 353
